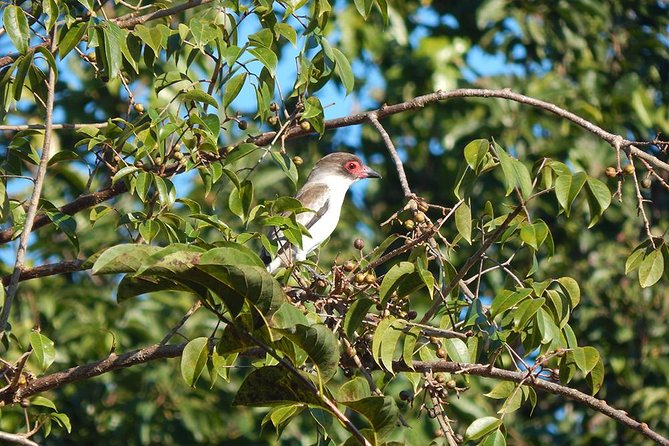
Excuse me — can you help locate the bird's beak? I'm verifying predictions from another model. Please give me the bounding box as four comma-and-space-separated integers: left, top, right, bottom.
362, 166, 382, 179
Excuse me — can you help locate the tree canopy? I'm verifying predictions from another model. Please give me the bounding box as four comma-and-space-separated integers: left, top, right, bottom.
0, 0, 668, 445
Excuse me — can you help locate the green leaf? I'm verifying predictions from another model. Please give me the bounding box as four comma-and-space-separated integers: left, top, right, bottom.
249, 47, 278, 77
625, 246, 646, 274
111, 166, 140, 185
51, 412, 72, 433
181, 89, 219, 108
495, 143, 533, 198
4, 6, 30, 54
200, 243, 265, 268
556, 277, 580, 307
586, 358, 605, 395
154, 176, 176, 207
639, 248, 664, 288
463, 139, 489, 172
58, 22, 88, 58
29, 332, 56, 372
344, 297, 374, 339
490, 288, 532, 318
585, 177, 611, 227
572, 346, 600, 375
233, 366, 322, 406
555, 172, 586, 216
402, 326, 420, 369
513, 297, 545, 330
181, 337, 209, 387
465, 416, 503, 441
481, 429, 507, 446
342, 396, 399, 439
353, 0, 375, 19
279, 324, 339, 382
332, 48, 354, 94
91, 244, 161, 274
223, 72, 247, 108
455, 202, 472, 244
379, 262, 414, 304
442, 338, 470, 363
484, 381, 515, 400
31, 395, 57, 411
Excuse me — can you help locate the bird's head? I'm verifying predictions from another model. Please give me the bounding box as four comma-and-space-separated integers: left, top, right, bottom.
308, 152, 382, 185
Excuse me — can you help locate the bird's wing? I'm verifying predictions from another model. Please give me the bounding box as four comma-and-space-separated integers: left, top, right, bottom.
262, 183, 331, 268
294, 183, 331, 231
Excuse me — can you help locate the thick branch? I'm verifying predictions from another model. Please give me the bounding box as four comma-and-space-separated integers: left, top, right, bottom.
249, 89, 669, 174
405, 361, 669, 446
0, 344, 185, 405
0, 123, 108, 131
1, 260, 86, 286
2, 88, 667, 247
0, 431, 39, 446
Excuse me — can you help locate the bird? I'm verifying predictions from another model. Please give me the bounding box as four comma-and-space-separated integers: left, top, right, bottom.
263, 152, 381, 273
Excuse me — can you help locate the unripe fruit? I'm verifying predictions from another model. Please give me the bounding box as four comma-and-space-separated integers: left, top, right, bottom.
418, 200, 429, 212
429, 336, 439, 344
446, 379, 457, 389
355, 273, 366, 284
605, 166, 617, 178
406, 310, 417, 320
364, 273, 376, 284
353, 238, 364, 250
343, 260, 356, 272
623, 164, 635, 175
414, 211, 426, 223
270, 102, 278, 112
435, 429, 444, 438
436, 348, 447, 358
268, 116, 278, 126
133, 103, 145, 113
435, 373, 446, 383
404, 219, 415, 230
346, 346, 356, 357
292, 155, 303, 166
154, 156, 161, 165
173, 151, 183, 160
641, 178, 652, 188
300, 121, 311, 131
237, 120, 248, 130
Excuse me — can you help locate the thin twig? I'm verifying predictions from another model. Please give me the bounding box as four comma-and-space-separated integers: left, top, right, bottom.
0, 34, 59, 336
367, 112, 412, 198
159, 301, 203, 345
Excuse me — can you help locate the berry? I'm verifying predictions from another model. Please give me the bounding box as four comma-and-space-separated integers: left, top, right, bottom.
605, 166, 617, 178
300, 121, 311, 131
343, 260, 356, 272
436, 348, 447, 358
133, 103, 145, 113
353, 238, 365, 250
404, 219, 415, 230
641, 178, 652, 188
355, 273, 366, 284
623, 164, 635, 175
268, 116, 278, 126
292, 155, 303, 166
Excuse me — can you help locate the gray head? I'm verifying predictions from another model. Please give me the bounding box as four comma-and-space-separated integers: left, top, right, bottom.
307, 152, 382, 183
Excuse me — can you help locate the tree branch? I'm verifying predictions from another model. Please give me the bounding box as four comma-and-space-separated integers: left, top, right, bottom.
0, 431, 39, 446
0, 35, 59, 335
405, 360, 669, 446
0, 344, 186, 406
367, 112, 412, 198
2, 88, 666, 248
1, 260, 86, 286
0, 123, 108, 131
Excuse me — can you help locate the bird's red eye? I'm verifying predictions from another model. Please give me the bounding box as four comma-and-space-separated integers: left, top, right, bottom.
345, 161, 358, 171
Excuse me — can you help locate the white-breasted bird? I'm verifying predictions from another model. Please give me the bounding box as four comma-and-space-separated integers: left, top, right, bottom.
263, 152, 381, 273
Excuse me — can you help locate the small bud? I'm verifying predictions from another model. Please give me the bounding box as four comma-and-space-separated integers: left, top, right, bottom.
346, 346, 356, 358
316, 279, 327, 288
605, 166, 617, 178
237, 120, 248, 130
300, 121, 311, 131
133, 103, 145, 114
292, 155, 303, 166
20, 398, 30, 408
270, 102, 279, 112
446, 379, 457, 389
173, 151, 184, 160
353, 238, 365, 250
343, 260, 356, 272
154, 156, 161, 165
435, 372, 446, 383
268, 116, 278, 126
87, 52, 96, 61
641, 178, 652, 188
429, 336, 439, 344
623, 164, 635, 175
